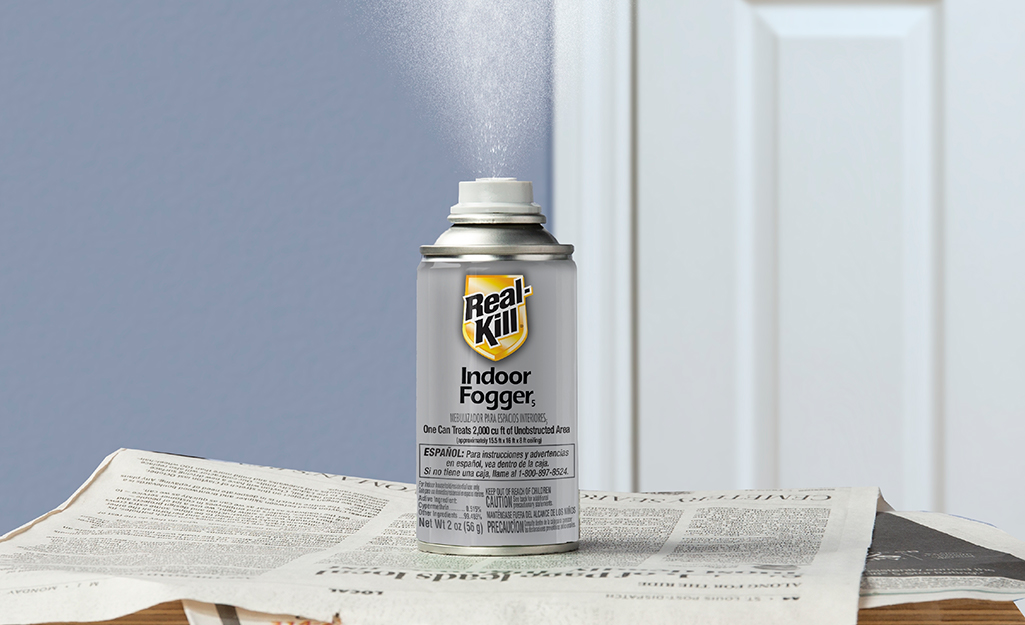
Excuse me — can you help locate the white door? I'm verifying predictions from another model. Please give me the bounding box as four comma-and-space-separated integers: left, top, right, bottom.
554, 0, 1025, 539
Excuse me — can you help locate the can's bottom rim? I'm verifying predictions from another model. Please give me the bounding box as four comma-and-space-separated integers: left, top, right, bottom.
417, 540, 580, 556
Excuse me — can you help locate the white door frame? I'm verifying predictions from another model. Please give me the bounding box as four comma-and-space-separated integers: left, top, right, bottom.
552, 0, 637, 492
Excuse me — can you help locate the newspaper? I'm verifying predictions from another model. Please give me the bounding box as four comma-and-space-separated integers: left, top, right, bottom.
860, 511, 1025, 608
181, 511, 1025, 625
182, 600, 331, 625
0, 449, 880, 625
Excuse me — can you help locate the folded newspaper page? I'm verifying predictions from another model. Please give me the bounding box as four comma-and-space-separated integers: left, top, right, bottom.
181, 511, 1025, 625
182, 600, 331, 625
0, 449, 879, 625
860, 511, 1025, 608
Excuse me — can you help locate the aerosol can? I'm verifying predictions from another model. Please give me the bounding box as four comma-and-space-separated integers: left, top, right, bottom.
416, 178, 578, 555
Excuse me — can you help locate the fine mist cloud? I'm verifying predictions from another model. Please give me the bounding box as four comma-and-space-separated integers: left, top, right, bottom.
360, 0, 553, 178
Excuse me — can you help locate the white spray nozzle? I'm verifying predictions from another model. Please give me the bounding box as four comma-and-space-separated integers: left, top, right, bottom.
451, 178, 541, 215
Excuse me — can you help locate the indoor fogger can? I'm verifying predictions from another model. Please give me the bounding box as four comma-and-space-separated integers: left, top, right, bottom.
417, 177, 578, 555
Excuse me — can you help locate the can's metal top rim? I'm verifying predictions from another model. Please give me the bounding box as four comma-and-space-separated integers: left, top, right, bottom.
420, 244, 574, 257
448, 214, 546, 225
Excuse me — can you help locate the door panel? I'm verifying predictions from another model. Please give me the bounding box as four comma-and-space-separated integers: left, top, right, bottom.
944, 0, 1025, 538
638, 1, 938, 502
557, 0, 1025, 539
637, 0, 740, 492
765, 5, 939, 507
637, 0, 1025, 533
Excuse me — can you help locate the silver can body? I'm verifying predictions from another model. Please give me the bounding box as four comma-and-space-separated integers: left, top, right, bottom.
416, 234, 578, 555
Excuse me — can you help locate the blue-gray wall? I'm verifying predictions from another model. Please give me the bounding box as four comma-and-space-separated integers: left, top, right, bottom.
0, 1, 551, 533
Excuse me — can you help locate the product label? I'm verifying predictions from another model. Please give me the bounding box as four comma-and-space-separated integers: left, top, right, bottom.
417, 260, 578, 549
462, 275, 531, 361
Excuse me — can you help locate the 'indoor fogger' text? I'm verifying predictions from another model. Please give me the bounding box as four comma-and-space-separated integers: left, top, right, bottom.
459, 366, 536, 410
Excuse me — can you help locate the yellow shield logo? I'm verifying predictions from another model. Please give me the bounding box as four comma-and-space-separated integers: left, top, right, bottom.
462, 275, 532, 361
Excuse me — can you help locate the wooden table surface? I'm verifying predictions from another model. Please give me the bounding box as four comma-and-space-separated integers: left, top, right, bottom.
36, 598, 1025, 625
